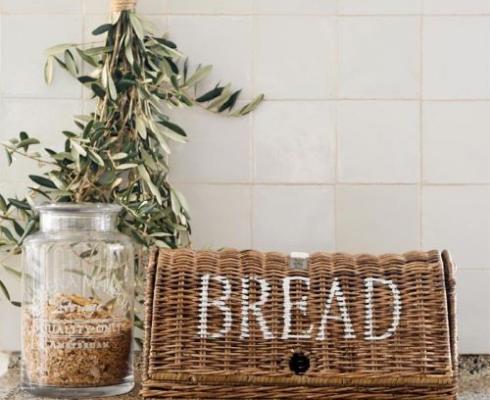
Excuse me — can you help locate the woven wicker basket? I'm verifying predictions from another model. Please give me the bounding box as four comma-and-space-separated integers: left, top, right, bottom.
142, 249, 457, 399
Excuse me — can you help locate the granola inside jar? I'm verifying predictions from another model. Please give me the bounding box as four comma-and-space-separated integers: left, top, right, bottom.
22, 204, 134, 398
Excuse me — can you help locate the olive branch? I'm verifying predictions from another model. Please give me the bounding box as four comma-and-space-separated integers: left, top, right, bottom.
0, 6, 263, 316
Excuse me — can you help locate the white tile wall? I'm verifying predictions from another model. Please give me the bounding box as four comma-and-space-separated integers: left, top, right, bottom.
0, 98, 82, 149
339, 17, 420, 98
337, 185, 420, 253
339, 0, 422, 15
457, 269, 490, 353
1, 15, 83, 98
338, 101, 419, 183
423, 102, 490, 183
168, 15, 254, 99
253, 185, 335, 252
178, 184, 252, 249
168, 0, 252, 15
1, 0, 83, 14
254, 101, 336, 183
255, 0, 337, 15
255, 16, 337, 99
0, 0, 488, 353
169, 105, 252, 183
423, 0, 490, 15
84, 0, 168, 14
423, 17, 490, 99
423, 186, 490, 269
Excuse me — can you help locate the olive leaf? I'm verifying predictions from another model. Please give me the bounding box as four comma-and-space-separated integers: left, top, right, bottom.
44, 56, 54, 84
29, 175, 57, 189
0, 195, 7, 212
0, 280, 11, 301
185, 65, 212, 87
92, 23, 113, 36
64, 50, 79, 77
45, 43, 76, 56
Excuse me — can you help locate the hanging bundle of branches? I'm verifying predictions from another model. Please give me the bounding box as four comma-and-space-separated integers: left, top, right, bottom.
0, 0, 263, 306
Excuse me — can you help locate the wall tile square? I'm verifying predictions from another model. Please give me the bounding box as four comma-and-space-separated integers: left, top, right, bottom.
83, 0, 109, 14
254, 0, 337, 15
130, 0, 169, 14
337, 185, 419, 253
339, 0, 422, 15
253, 185, 335, 252
254, 101, 336, 183
423, 17, 490, 99
339, 17, 420, 98
84, 0, 168, 14
0, 99, 67, 185
168, 104, 252, 183
0, 98, 82, 149
168, 0, 253, 15
423, 102, 490, 183
168, 16, 254, 99
457, 269, 490, 353
1, 15, 82, 98
2, 0, 82, 14
423, 186, 490, 269
0, 158, 42, 191
177, 184, 252, 248
255, 16, 337, 99
424, 0, 490, 14
338, 101, 419, 183
0, 180, 22, 200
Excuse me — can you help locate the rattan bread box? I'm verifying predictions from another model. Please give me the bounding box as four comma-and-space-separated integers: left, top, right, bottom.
142, 249, 457, 399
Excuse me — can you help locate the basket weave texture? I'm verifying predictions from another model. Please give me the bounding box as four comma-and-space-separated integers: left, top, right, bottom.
142, 249, 457, 399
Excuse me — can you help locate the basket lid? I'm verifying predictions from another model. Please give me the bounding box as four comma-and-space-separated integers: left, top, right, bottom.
144, 249, 456, 389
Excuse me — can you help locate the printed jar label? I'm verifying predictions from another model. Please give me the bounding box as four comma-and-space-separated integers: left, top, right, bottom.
39, 318, 129, 350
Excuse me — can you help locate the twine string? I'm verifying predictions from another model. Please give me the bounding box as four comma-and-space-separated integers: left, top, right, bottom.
112, 0, 136, 11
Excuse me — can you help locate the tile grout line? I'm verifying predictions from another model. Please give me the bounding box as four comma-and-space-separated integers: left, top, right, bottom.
249, 10, 258, 249
418, 9, 424, 249
333, 11, 341, 251
170, 181, 490, 187
5, 12, 490, 17
80, 1, 86, 106
458, 268, 490, 271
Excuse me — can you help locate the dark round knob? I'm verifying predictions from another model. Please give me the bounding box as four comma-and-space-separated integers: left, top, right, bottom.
289, 351, 310, 375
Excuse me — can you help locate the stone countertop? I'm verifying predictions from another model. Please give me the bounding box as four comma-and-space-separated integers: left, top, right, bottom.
1, 353, 489, 399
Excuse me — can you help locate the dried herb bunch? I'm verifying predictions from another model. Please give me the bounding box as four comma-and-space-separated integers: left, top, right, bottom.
0, 8, 263, 305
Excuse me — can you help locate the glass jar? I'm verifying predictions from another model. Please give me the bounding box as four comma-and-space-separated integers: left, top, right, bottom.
21, 203, 135, 398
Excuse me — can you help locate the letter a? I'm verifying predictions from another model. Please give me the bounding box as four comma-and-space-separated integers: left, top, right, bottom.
316, 278, 356, 340
282, 276, 314, 339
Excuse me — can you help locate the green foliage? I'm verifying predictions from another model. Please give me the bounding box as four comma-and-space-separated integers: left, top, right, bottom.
0, 10, 263, 307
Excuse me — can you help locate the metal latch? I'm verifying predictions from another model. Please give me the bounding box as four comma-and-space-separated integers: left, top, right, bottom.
289, 252, 309, 269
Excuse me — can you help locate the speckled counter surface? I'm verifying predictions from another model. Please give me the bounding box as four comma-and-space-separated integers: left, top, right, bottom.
1, 353, 489, 399
458, 356, 490, 399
